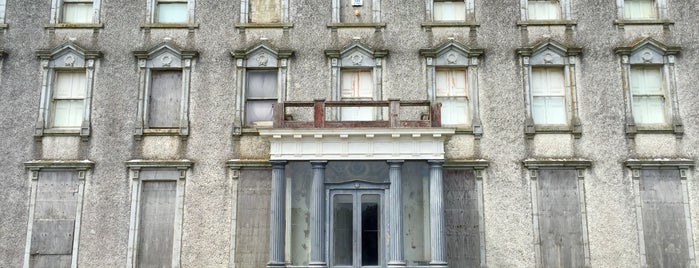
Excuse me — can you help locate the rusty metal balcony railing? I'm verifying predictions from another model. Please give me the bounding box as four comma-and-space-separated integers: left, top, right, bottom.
273, 99, 442, 128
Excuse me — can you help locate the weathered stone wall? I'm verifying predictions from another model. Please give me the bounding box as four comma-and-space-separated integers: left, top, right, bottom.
0, 0, 698, 267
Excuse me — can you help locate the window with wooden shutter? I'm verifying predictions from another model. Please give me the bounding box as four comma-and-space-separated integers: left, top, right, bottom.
536, 169, 585, 267
51, 71, 86, 128
61, 0, 93, 23
245, 70, 278, 126
29, 171, 80, 268
639, 169, 690, 267
527, 0, 561, 20
156, 0, 188, 23
249, 0, 281, 23
630, 66, 666, 124
148, 70, 182, 128
433, 0, 466, 21
531, 67, 567, 125
625, 0, 656, 19
435, 69, 468, 125
341, 69, 374, 121
137, 179, 177, 267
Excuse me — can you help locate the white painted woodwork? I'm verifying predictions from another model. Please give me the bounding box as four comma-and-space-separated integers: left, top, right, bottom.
259, 128, 453, 160
630, 66, 666, 124
51, 71, 86, 128
527, 0, 561, 20
433, 1, 465, 21
531, 67, 566, 125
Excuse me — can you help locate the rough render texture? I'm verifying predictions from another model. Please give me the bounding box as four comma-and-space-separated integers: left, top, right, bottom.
0, 0, 698, 267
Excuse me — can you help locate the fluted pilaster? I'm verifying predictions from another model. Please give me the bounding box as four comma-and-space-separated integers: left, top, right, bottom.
309, 160, 328, 267
388, 160, 406, 267
267, 160, 287, 267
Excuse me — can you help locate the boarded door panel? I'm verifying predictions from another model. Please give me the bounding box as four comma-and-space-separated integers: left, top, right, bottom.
235, 169, 272, 268
30, 171, 79, 267
641, 169, 689, 268
444, 169, 480, 267
137, 181, 177, 268
149, 70, 182, 128
537, 169, 584, 268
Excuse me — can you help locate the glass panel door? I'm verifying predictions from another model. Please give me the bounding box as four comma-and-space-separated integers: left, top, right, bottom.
330, 190, 383, 268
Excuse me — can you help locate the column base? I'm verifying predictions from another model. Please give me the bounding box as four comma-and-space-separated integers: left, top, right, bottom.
266, 261, 286, 268
429, 261, 448, 268
387, 261, 407, 267
308, 261, 327, 268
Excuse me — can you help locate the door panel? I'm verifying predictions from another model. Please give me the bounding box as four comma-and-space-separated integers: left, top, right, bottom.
330, 190, 383, 268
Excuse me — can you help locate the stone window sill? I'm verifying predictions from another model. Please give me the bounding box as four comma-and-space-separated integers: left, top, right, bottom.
526, 125, 582, 138
517, 20, 577, 29
143, 128, 182, 135
140, 23, 199, 30
421, 21, 479, 30
45, 23, 104, 29
42, 128, 81, 135
235, 23, 293, 30
327, 22, 386, 30
614, 19, 674, 27
0, 23, 8, 29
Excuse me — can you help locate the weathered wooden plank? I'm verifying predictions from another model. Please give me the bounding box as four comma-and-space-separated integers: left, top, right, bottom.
30, 219, 75, 255
30, 254, 72, 268
444, 169, 480, 267
249, 0, 281, 23
34, 171, 79, 220
137, 181, 177, 268
235, 169, 272, 268
537, 169, 585, 268
148, 70, 182, 128
640, 169, 689, 268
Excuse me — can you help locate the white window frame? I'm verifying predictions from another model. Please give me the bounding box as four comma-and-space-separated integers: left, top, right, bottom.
49, 0, 101, 24
331, 0, 381, 24
22, 161, 94, 268
125, 160, 192, 268
517, 40, 582, 138
421, 40, 483, 136
133, 43, 197, 139
146, 0, 195, 24
325, 43, 388, 121
615, 38, 682, 138
520, 0, 570, 21
426, 0, 474, 22
239, 0, 289, 24
232, 44, 293, 133
617, 0, 668, 20
35, 43, 100, 140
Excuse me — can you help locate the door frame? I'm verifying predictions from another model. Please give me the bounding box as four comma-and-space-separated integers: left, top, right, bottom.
326, 181, 390, 268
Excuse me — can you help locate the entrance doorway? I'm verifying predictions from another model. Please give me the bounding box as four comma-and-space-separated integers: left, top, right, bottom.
329, 186, 385, 268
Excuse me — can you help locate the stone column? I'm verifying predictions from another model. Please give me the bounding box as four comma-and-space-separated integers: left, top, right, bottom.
387, 160, 406, 267
309, 161, 328, 267
268, 160, 287, 268
428, 160, 447, 267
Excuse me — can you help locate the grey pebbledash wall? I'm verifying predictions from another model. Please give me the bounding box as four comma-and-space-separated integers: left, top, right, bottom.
1, 0, 699, 267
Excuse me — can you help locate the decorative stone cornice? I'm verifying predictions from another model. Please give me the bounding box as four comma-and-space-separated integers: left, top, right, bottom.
523, 159, 592, 169
625, 159, 694, 169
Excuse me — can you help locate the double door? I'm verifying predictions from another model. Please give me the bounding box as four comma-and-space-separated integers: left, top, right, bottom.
329, 188, 384, 268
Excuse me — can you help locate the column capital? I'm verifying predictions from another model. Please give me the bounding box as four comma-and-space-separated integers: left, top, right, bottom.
428, 160, 445, 166
387, 160, 404, 164
270, 160, 288, 167
310, 160, 328, 168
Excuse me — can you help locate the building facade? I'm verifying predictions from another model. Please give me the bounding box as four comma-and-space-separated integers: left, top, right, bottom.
1, 0, 698, 267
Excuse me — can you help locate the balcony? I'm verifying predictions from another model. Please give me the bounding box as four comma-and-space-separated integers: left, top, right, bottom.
272, 99, 442, 128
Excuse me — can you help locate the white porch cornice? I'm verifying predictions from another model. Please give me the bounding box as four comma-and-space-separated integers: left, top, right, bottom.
259, 128, 455, 160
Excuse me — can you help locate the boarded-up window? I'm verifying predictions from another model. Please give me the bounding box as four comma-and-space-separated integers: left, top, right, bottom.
156, 0, 188, 23
340, 0, 373, 23
245, 70, 278, 126
137, 170, 179, 268
436, 69, 468, 125
148, 70, 182, 128
433, 0, 466, 21
340, 69, 374, 121
51, 71, 86, 128
444, 169, 480, 267
61, 0, 93, 23
640, 169, 689, 267
528, 0, 561, 20
235, 169, 271, 268
531, 67, 567, 125
625, 0, 656, 19
249, 0, 281, 23
30, 170, 80, 268
630, 66, 666, 124
537, 169, 585, 267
